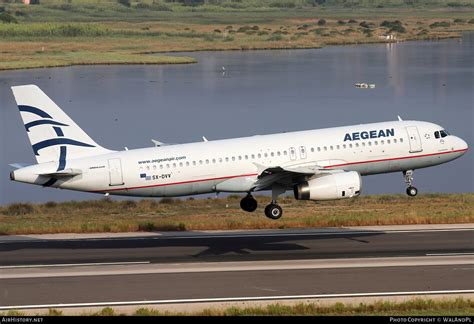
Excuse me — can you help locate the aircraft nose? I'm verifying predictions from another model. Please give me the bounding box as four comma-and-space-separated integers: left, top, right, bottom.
456, 136, 468, 153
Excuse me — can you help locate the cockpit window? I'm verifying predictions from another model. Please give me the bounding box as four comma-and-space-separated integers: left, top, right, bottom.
434, 131, 440, 139
440, 130, 449, 138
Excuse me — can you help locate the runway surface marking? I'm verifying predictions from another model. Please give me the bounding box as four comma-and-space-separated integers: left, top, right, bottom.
1, 256, 472, 279
1, 227, 472, 244
0, 261, 150, 269
426, 253, 474, 256
1, 290, 473, 310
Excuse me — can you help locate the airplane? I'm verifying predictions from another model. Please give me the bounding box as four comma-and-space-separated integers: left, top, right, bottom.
9, 85, 469, 220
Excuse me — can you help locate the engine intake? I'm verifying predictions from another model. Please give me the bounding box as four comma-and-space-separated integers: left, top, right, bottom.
294, 171, 361, 201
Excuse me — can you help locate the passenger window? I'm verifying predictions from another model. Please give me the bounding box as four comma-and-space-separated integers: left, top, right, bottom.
160, 165, 163, 169
368, 142, 371, 146
146, 166, 150, 170
387, 139, 391, 144
166, 164, 170, 168
283, 151, 287, 156
330, 146, 333, 150
206, 160, 209, 164
349, 144, 353, 148
193, 161, 196, 166
355, 143, 359, 148
238, 156, 242, 160
400, 138, 403, 143
153, 165, 156, 170
270, 152, 274, 157
264, 153, 268, 158
277, 151, 281, 156
324, 146, 327, 151
186, 162, 189, 166
258, 153, 261, 158
394, 139, 397, 143
212, 159, 216, 164
225, 157, 229, 162
232, 157, 235, 161
179, 162, 183, 167
343, 144, 346, 149
337, 145, 340, 150
310, 148, 314, 152
199, 160, 203, 165
173, 163, 176, 168
317, 147, 321, 152
362, 142, 365, 147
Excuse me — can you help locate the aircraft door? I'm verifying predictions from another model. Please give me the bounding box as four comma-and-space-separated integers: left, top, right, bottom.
299, 146, 307, 159
406, 126, 423, 153
108, 158, 124, 186
289, 147, 297, 160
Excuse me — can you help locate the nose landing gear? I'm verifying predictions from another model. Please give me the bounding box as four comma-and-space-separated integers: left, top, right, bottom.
403, 170, 418, 197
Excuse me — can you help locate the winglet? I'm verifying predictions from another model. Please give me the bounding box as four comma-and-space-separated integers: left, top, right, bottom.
398, 115, 403, 121
202, 136, 208, 142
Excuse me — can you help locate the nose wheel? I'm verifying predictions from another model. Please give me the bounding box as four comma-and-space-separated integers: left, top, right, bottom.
403, 170, 418, 197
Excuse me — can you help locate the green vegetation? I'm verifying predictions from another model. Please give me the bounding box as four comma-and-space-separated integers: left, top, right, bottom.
0, 0, 472, 70
0, 194, 472, 235
1, 298, 473, 316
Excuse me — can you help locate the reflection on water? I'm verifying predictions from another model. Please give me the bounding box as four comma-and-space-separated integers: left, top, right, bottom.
0, 34, 472, 204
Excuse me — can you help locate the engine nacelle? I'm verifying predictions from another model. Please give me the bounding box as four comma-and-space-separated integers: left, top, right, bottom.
294, 171, 362, 201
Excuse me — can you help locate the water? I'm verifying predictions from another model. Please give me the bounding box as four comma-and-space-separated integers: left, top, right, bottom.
0, 34, 472, 204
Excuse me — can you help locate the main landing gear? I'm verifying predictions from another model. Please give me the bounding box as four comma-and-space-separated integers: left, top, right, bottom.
240, 194, 258, 212
239, 185, 286, 220
403, 170, 418, 197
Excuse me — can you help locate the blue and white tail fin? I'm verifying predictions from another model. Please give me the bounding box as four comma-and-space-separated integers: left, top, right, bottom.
11, 85, 113, 166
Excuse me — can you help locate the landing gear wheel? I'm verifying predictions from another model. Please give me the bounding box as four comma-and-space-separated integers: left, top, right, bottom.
264, 204, 283, 220
406, 186, 418, 197
240, 196, 258, 212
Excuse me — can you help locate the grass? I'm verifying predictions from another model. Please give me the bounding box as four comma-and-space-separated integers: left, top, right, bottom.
0, 193, 472, 235
0, 3, 473, 70
1, 298, 472, 316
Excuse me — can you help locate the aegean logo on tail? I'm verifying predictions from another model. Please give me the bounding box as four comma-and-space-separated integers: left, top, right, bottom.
344, 128, 395, 141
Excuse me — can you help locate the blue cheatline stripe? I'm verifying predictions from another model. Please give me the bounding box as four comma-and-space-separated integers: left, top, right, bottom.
32, 138, 95, 156
25, 120, 68, 132
18, 105, 52, 119
57, 146, 67, 171
42, 178, 57, 187
53, 126, 64, 137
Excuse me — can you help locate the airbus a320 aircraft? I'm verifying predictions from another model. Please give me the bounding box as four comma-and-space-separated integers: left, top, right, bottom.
9, 85, 468, 220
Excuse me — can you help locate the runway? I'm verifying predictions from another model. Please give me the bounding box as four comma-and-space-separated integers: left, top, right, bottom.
1, 225, 473, 311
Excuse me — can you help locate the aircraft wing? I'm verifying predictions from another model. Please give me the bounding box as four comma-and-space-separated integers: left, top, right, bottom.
252, 162, 343, 191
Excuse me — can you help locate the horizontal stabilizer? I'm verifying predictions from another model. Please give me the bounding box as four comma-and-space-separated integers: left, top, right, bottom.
37, 168, 82, 177
9, 163, 31, 169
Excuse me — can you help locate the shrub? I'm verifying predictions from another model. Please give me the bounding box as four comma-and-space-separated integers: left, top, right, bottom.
337, 20, 346, 25
267, 34, 283, 41
348, 19, 357, 24
469, 19, 474, 24
135, 2, 151, 9
453, 18, 465, 24
45, 201, 57, 208
359, 21, 370, 29
317, 19, 326, 26
429, 21, 450, 28
117, 0, 131, 7
0, 12, 17, 24
214, 29, 221, 33
159, 197, 180, 204
138, 222, 156, 231
3, 203, 34, 216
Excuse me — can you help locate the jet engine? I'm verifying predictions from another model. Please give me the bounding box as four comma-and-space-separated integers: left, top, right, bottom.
294, 171, 362, 201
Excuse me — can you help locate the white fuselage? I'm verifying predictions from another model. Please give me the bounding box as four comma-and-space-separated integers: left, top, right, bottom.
12, 120, 468, 197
